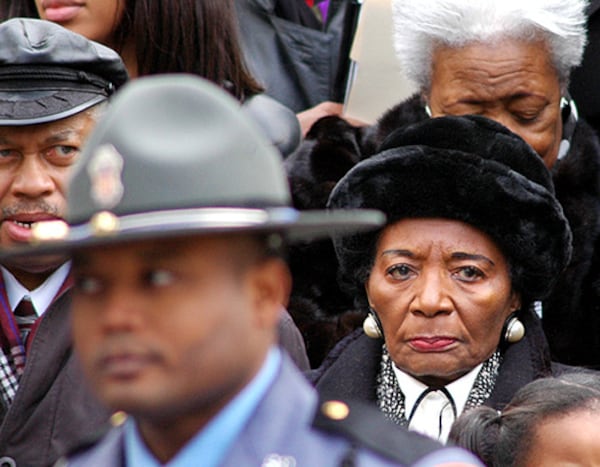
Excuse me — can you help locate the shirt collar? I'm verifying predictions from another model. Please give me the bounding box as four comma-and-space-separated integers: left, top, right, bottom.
1, 261, 71, 316
124, 347, 282, 467
393, 362, 483, 419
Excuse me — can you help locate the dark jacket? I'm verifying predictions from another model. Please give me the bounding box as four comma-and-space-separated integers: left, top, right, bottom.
311, 309, 574, 412
0, 290, 110, 467
234, 0, 360, 112
286, 93, 600, 368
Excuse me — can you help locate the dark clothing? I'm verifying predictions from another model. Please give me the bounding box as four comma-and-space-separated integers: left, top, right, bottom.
0, 290, 110, 467
311, 309, 574, 413
278, 308, 311, 371
569, 0, 600, 134
234, 0, 360, 112
286, 93, 600, 368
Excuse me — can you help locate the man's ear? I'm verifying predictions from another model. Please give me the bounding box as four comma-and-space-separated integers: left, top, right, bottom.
249, 258, 292, 329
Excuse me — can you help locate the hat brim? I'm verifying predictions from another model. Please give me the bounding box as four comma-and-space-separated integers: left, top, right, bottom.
0, 90, 107, 126
0, 206, 385, 259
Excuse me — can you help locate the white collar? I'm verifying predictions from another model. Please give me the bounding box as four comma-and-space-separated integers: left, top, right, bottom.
1, 262, 71, 316
394, 363, 482, 419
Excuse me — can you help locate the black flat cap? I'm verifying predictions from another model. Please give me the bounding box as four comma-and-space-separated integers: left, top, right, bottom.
0, 18, 128, 125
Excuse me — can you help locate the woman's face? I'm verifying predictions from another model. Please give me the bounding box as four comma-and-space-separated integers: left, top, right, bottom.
427, 38, 563, 169
365, 218, 520, 386
35, 0, 125, 47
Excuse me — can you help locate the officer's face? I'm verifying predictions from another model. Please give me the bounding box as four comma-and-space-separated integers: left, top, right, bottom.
0, 110, 97, 288
427, 38, 563, 168
71, 234, 288, 430
366, 218, 520, 387
35, 0, 125, 49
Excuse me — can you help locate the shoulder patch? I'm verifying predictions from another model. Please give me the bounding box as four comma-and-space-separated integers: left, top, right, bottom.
312, 397, 445, 464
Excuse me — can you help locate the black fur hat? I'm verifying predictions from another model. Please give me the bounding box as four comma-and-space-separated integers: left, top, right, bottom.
328, 115, 573, 306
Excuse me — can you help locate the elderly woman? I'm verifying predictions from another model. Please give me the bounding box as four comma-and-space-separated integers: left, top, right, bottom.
311, 115, 575, 443
286, 0, 600, 368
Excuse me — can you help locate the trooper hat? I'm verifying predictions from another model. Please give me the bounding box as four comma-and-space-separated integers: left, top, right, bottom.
4, 74, 383, 255
328, 115, 572, 306
0, 18, 128, 126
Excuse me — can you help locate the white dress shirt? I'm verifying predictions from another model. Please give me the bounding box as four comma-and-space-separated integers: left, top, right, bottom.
393, 363, 482, 443
2, 262, 71, 316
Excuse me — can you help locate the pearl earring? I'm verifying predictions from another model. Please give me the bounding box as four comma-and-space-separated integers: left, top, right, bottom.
504, 315, 525, 343
363, 311, 383, 339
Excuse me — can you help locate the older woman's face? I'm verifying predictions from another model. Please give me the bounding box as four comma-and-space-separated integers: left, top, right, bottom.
365, 218, 520, 386
427, 38, 563, 169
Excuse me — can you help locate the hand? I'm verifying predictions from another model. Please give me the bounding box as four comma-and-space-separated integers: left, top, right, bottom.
297, 101, 367, 136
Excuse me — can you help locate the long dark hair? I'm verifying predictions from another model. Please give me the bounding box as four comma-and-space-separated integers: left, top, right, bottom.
2, 0, 262, 101
1, 0, 38, 17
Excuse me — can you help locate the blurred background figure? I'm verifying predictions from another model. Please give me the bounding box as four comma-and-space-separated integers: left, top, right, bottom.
234, 0, 360, 112
235, 0, 365, 136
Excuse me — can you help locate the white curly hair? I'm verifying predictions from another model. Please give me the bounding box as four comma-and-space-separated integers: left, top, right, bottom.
392, 0, 588, 91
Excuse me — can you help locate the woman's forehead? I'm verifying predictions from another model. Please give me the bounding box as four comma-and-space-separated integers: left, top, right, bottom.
375, 218, 505, 260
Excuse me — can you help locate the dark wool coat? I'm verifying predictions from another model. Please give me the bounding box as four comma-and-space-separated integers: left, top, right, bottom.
286, 93, 600, 368
310, 309, 575, 412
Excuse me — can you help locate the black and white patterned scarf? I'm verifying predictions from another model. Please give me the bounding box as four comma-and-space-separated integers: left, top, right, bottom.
376, 344, 501, 427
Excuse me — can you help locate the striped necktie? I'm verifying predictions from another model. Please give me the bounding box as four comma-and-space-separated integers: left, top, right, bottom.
14, 298, 37, 345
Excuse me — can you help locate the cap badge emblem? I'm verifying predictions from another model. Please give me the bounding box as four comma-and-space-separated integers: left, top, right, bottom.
88, 144, 124, 209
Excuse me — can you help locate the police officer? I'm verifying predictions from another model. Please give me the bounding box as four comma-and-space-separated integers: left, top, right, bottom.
9, 75, 481, 466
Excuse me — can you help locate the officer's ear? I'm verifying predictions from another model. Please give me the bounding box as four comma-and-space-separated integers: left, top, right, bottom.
247, 256, 291, 330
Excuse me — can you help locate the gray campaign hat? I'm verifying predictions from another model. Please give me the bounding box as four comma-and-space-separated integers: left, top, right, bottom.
0, 18, 128, 125
7, 74, 383, 255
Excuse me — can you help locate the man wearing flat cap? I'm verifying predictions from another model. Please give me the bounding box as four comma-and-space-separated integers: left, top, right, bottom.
0, 18, 128, 465
11, 75, 483, 466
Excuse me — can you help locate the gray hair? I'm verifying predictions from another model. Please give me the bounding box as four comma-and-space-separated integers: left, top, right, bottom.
392, 0, 588, 90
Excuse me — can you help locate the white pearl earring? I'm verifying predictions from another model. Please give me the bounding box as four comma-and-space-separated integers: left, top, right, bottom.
363, 311, 383, 339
